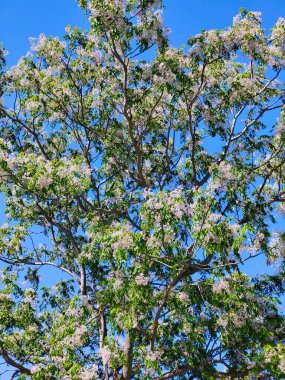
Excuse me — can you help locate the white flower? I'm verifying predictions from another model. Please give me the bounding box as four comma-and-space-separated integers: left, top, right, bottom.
218, 317, 228, 328
135, 273, 149, 286
30, 365, 42, 374
110, 270, 124, 290
80, 364, 99, 380
114, 277, 124, 290
111, 223, 135, 252
37, 175, 53, 189
62, 325, 87, 348
29, 34, 47, 51
212, 277, 230, 294
278, 202, 285, 215
251, 232, 265, 253
146, 235, 162, 249
233, 14, 241, 25
231, 313, 245, 327
271, 18, 285, 42
279, 358, 285, 374
177, 291, 189, 301
146, 349, 163, 361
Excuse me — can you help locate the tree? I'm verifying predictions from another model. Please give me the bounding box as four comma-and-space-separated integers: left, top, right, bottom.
0, 1, 284, 378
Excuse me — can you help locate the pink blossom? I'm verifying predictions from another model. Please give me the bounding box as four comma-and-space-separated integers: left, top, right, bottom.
135, 273, 149, 286
30, 365, 42, 374
212, 277, 230, 294
177, 291, 189, 301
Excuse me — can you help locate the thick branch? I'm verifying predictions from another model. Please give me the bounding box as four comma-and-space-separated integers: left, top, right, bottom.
0, 342, 31, 375
122, 331, 133, 380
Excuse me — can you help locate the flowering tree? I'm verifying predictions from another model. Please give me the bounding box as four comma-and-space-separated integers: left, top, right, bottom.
0, 1, 285, 378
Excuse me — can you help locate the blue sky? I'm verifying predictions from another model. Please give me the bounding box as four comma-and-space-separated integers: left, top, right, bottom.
0, 1, 284, 275
1, 0, 285, 66
0, 2, 283, 271
0, 1, 284, 378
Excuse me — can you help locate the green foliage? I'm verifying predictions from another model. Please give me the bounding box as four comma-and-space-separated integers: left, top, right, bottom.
0, 2, 284, 379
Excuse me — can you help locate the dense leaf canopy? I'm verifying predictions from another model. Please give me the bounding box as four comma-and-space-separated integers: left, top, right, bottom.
0, 1, 285, 379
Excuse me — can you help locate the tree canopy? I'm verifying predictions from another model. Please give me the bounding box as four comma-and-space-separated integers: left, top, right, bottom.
0, 1, 285, 379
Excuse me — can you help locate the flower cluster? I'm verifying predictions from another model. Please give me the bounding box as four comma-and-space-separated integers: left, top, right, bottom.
0, 3, 284, 379
212, 277, 231, 294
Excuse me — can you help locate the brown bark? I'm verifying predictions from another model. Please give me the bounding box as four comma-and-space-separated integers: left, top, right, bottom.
122, 330, 134, 380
